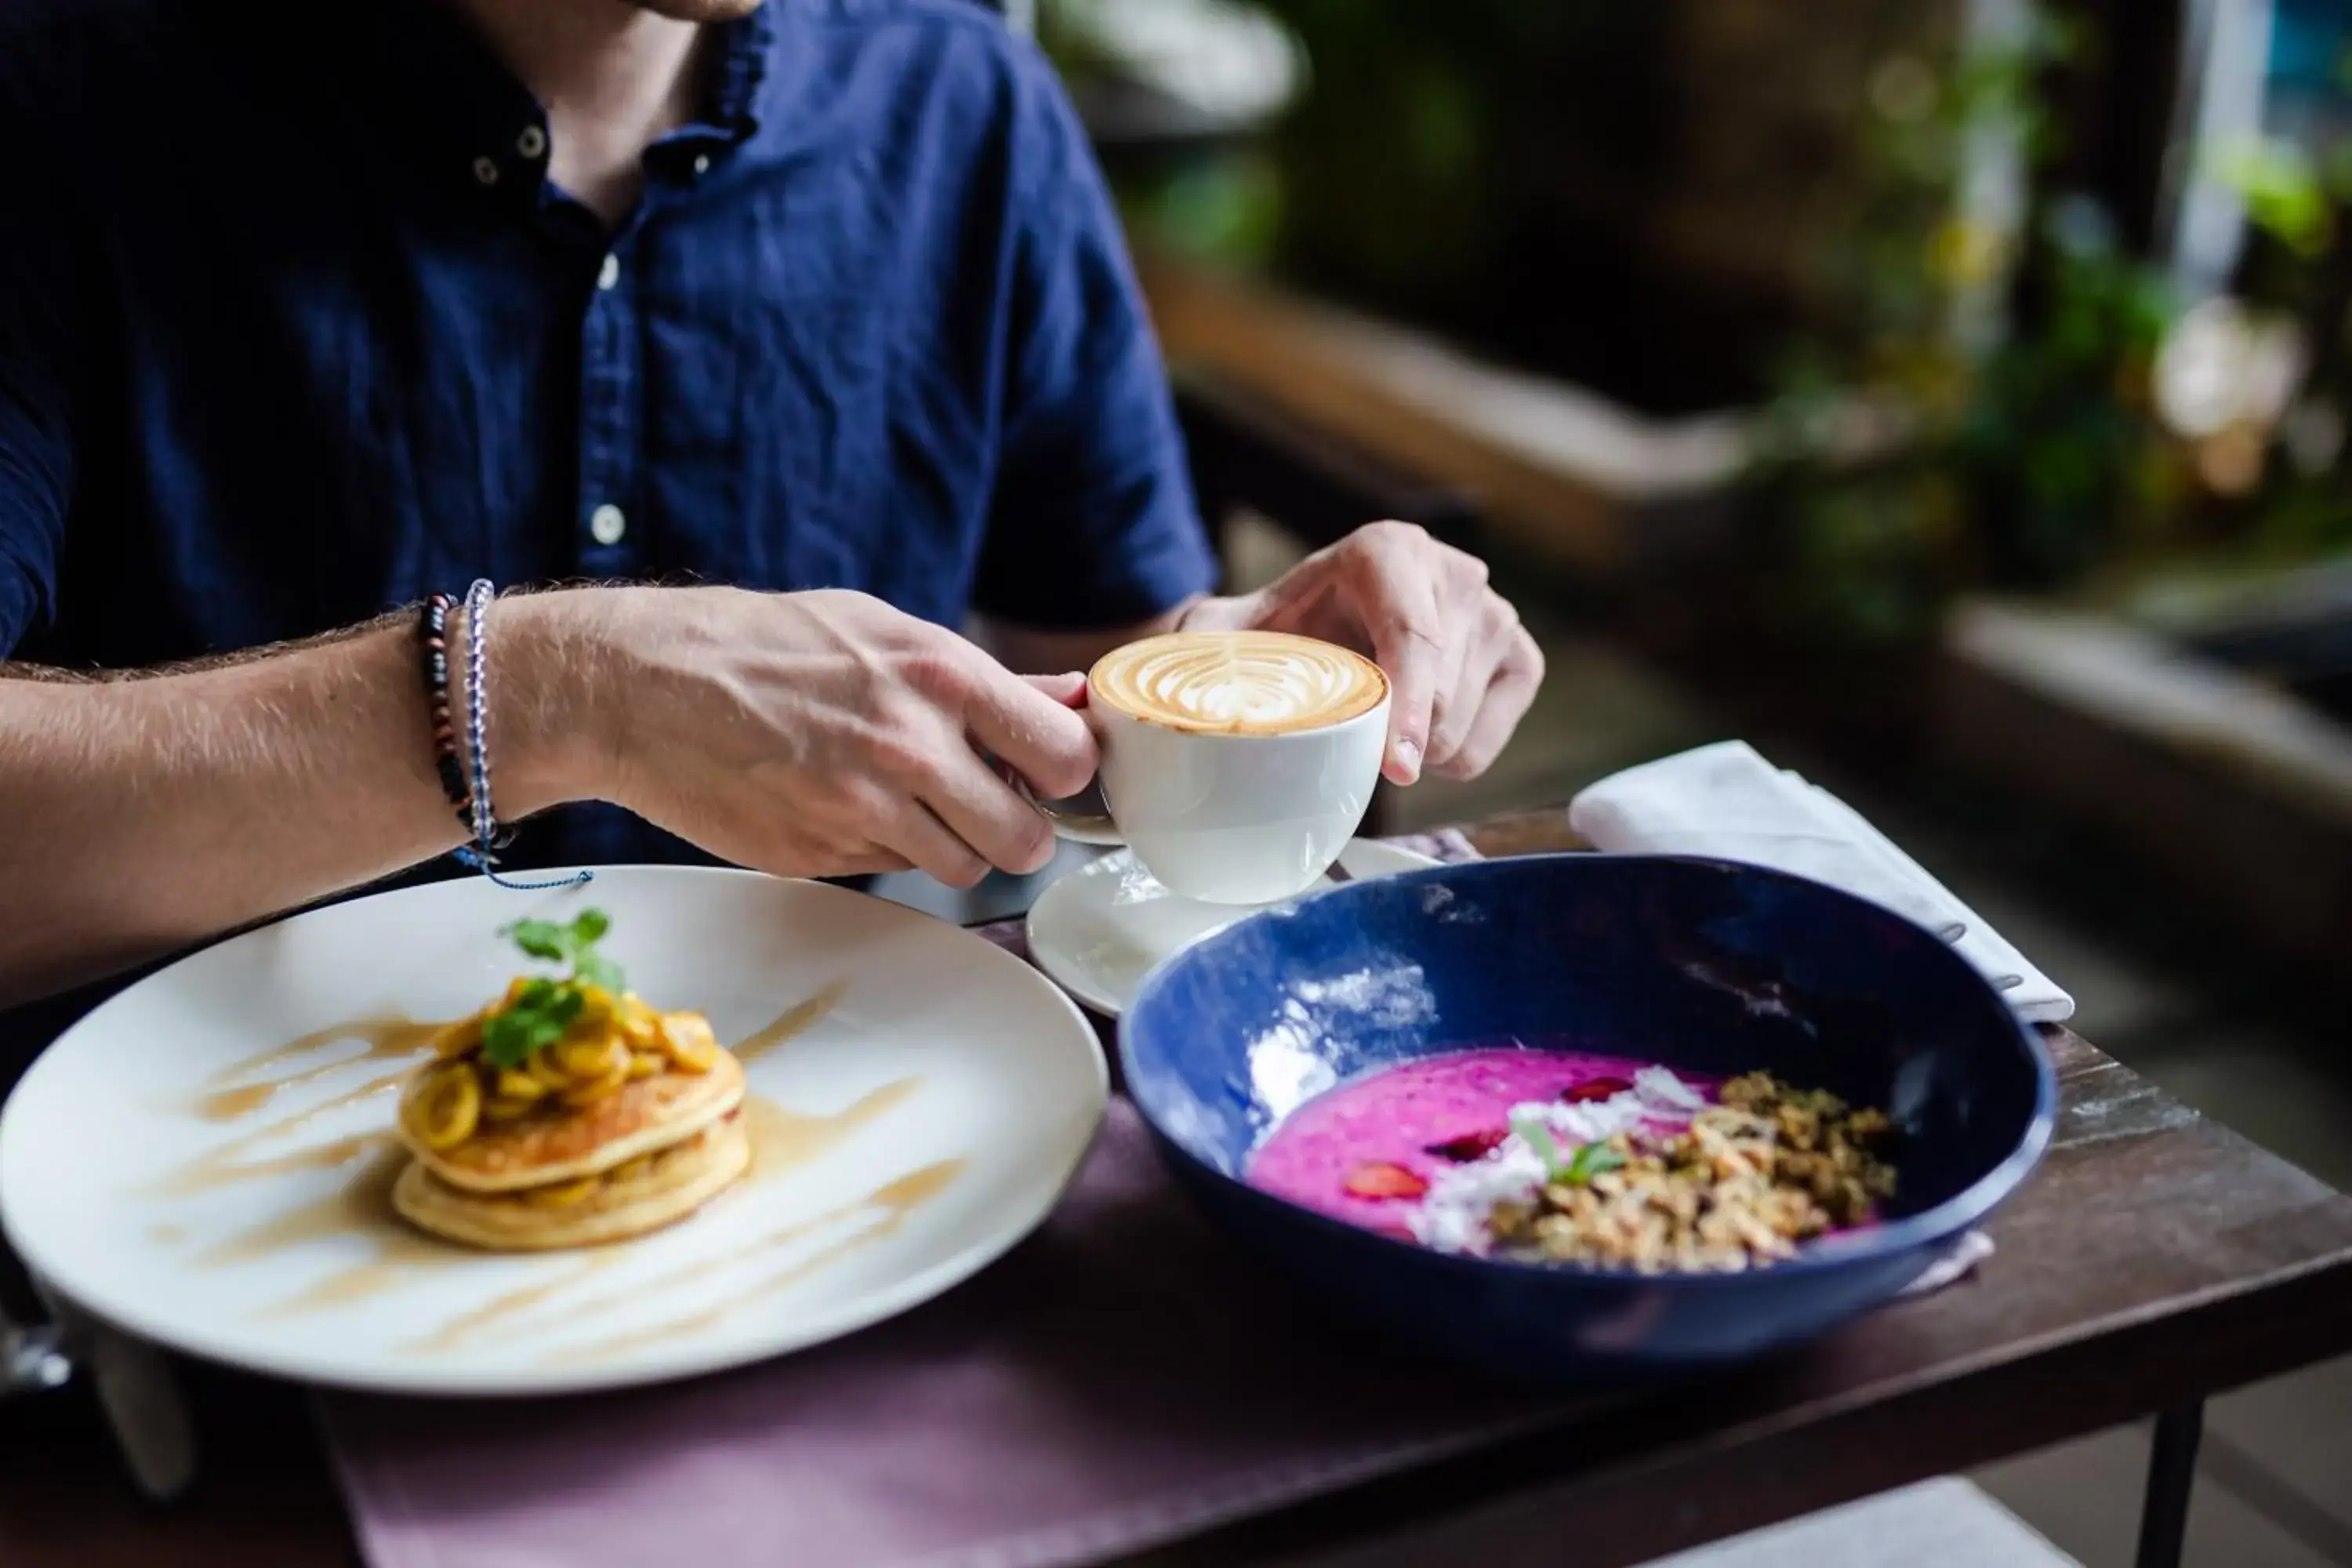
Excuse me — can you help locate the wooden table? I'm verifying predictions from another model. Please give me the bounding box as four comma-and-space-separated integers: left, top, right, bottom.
6, 809, 2352, 1568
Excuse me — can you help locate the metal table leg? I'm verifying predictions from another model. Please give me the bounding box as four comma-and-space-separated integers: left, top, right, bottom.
2136, 1403, 2205, 1568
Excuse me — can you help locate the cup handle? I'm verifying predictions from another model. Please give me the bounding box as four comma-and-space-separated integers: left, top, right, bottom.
1013, 771, 1126, 847
1000, 679, 1123, 845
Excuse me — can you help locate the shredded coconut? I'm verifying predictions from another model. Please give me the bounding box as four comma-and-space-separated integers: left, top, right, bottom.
1408, 1138, 1548, 1252
1635, 1065, 1709, 1113
1408, 1070, 1708, 1256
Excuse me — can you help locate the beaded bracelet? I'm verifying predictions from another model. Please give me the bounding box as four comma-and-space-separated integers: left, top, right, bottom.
416, 593, 474, 832
456, 577, 506, 860
422, 579, 589, 891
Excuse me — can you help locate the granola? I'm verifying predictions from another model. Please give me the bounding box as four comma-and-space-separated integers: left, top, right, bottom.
1483, 1072, 1897, 1273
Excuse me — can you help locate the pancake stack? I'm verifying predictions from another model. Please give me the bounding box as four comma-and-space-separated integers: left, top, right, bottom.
391, 931, 751, 1250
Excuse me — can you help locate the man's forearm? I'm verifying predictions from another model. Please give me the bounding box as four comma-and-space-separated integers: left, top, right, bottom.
0, 598, 593, 1007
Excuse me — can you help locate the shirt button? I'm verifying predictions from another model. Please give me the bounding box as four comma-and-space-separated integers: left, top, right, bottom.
472, 155, 499, 187
692, 154, 711, 176
589, 504, 627, 546
516, 125, 547, 159
597, 253, 620, 292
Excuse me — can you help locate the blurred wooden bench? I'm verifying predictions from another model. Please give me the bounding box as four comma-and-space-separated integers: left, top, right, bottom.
1145, 249, 1757, 585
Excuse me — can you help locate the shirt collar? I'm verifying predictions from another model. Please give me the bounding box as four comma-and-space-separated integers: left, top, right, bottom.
704, 3, 776, 142
356, 0, 776, 195
354, 0, 544, 191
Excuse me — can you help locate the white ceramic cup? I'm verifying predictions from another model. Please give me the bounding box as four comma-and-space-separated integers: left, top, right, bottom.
1036, 664, 1391, 906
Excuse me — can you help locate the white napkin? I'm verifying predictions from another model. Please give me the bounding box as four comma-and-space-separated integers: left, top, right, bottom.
1568, 741, 2074, 1024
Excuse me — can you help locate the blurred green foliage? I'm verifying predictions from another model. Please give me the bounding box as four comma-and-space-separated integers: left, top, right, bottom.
1755, 13, 2173, 641
2218, 126, 2352, 562
1759, 9, 2352, 644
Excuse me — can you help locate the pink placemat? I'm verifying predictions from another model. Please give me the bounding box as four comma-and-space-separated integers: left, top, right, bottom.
325, 1099, 1552, 1568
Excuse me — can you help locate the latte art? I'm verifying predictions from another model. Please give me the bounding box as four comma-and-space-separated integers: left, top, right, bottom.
1090, 632, 1388, 735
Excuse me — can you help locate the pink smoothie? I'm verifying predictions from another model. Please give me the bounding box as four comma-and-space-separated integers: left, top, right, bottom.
1245, 1046, 1719, 1237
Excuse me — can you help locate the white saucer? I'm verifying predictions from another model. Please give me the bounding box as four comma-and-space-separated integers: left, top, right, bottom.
1025, 840, 1441, 1017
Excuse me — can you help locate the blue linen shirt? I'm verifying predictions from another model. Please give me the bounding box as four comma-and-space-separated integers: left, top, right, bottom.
0, 0, 1215, 868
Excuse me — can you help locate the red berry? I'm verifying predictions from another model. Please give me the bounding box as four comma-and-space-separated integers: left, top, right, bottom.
1342, 1162, 1429, 1200
1563, 1076, 1633, 1103
1425, 1128, 1508, 1162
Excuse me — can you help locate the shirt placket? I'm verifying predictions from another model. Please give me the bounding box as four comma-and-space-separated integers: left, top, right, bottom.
576, 236, 642, 575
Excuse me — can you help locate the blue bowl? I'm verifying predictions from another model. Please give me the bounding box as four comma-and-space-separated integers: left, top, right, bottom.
1119, 854, 2056, 1381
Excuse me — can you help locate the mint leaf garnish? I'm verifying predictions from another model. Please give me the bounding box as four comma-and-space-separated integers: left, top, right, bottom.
482, 910, 623, 1069
508, 920, 569, 964
575, 952, 625, 996
1562, 1141, 1628, 1185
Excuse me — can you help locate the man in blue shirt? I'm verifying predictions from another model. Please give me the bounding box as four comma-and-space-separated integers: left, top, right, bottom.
0, 0, 1541, 1006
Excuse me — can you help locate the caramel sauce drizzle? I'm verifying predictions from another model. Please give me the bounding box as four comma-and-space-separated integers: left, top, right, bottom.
197, 1148, 408, 1268
544, 1159, 965, 1365
730, 980, 849, 1065
193, 1146, 458, 1316
151, 1093, 409, 1196
194, 1018, 442, 1121
404, 1254, 624, 1355
739, 1078, 919, 1184
147, 1018, 442, 1196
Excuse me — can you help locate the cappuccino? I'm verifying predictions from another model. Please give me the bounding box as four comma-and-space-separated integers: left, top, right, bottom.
1088, 631, 1386, 735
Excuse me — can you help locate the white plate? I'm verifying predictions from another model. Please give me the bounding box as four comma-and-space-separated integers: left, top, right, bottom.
0, 868, 1105, 1397
1025, 839, 1440, 1018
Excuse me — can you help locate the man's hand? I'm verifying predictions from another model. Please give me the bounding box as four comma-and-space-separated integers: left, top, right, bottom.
568, 587, 1095, 889
1181, 522, 1543, 785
